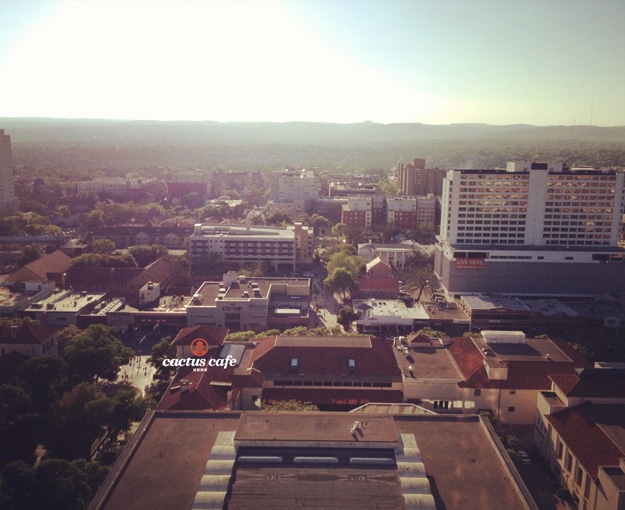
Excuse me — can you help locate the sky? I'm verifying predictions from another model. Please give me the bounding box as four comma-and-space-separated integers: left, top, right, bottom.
0, 0, 623, 126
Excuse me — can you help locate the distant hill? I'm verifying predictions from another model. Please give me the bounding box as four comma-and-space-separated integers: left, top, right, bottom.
1, 118, 624, 144
1, 118, 624, 171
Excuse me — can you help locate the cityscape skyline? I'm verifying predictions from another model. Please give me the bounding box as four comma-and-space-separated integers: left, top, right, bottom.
1, 0, 624, 126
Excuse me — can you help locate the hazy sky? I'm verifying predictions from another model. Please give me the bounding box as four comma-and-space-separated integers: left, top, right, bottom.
1, 0, 623, 126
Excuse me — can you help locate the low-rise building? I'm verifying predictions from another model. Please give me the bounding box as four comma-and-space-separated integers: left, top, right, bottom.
535, 365, 625, 510
0, 322, 59, 357
189, 222, 313, 271
353, 298, 429, 334
186, 272, 311, 332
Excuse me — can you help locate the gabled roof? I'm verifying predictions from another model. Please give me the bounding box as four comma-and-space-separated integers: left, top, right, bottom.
357, 277, 399, 292
0, 322, 60, 346
546, 404, 625, 479
4, 250, 71, 283
262, 388, 403, 406
448, 336, 589, 390
142, 257, 174, 280
171, 325, 229, 347
65, 266, 143, 286
249, 336, 402, 378
156, 362, 239, 411
365, 256, 392, 274
550, 368, 625, 398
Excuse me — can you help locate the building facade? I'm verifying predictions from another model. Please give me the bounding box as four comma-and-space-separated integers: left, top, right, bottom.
0, 129, 16, 214
189, 222, 314, 271
435, 162, 625, 294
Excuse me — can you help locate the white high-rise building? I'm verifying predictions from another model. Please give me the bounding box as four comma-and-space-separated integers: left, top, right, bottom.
0, 130, 16, 214
434, 161, 625, 295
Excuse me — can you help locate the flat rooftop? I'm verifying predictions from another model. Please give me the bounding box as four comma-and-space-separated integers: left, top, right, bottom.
91, 412, 531, 510
471, 335, 573, 363
400, 341, 463, 381
192, 277, 310, 305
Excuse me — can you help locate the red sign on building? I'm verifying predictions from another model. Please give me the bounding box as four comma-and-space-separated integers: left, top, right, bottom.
456, 258, 485, 269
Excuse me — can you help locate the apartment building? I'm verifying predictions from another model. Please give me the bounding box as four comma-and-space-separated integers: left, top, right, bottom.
341, 196, 372, 229
189, 222, 313, 271
397, 158, 446, 196
435, 161, 625, 294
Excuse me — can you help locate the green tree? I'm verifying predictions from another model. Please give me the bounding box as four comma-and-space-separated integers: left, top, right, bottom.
260, 400, 319, 412
148, 336, 175, 368
326, 250, 365, 280
324, 268, 358, 301
29, 458, 93, 510
46, 383, 113, 460
61, 324, 134, 382
69, 252, 137, 268
17, 355, 69, 413
92, 238, 116, 255
81, 209, 104, 230
128, 244, 168, 267
331, 222, 348, 240
337, 306, 359, 332
17, 244, 43, 267
0, 461, 34, 509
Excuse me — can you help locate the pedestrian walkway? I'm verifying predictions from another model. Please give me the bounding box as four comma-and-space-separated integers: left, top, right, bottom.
117, 355, 157, 395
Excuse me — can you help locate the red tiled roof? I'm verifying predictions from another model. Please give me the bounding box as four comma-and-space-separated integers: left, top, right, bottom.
357, 277, 399, 292
5, 250, 71, 282
546, 405, 625, 479
0, 323, 59, 346
171, 326, 229, 347
262, 388, 403, 406
250, 336, 402, 378
65, 266, 143, 285
156, 351, 239, 411
448, 336, 589, 390
550, 369, 625, 398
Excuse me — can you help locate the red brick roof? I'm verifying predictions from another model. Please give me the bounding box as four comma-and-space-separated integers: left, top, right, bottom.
171, 325, 229, 347
546, 405, 625, 479
0, 323, 59, 346
357, 277, 399, 292
262, 388, 403, 406
156, 352, 239, 411
448, 336, 589, 390
550, 368, 625, 398
249, 336, 402, 378
5, 250, 71, 282
65, 266, 143, 285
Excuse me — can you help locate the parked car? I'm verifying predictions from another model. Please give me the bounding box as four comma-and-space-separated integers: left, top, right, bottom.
517, 450, 531, 464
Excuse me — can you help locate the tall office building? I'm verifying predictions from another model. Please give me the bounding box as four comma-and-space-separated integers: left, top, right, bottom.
0, 130, 16, 215
434, 161, 625, 294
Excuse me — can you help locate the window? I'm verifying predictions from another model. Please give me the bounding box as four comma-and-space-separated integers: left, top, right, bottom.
556, 438, 563, 459
508, 406, 516, 412
474, 389, 481, 397
289, 358, 299, 373
575, 463, 583, 485
565, 452, 573, 471
509, 389, 516, 395
347, 358, 356, 373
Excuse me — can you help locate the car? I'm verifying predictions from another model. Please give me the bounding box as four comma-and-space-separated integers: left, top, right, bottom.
517, 450, 531, 464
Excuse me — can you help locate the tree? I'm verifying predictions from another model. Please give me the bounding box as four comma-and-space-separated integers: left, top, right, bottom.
17, 356, 69, 413
337, 306, 359, 332
81, 209, 104, 230
46, 383, 113, 460
324, 268, 358, 301
29, 458, 92, 510
61, 324, 134, 382
260, 400, 319, 412
128, 244, 168, 267
403, 251, 434, 302
17, 244, 43, 267
69, 252, 138, 268
326, 250, 365, 280
92, 238, 116, 255
331, 222, 348, 240
148, 336, 175, 368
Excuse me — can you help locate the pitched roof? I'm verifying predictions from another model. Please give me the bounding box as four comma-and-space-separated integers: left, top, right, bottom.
5, 250, 71, 282
65, 266, 143, 285
249, 336, 402, 378
357, 277, 399, 292
546, 404, 625, 479
171, 325, 229, 347
156, 362, 239, 411
261, 388, 404, 406
448, 336, 589, 390
550, 368, 625, 398
0, 323, 60, 346
365, 256, 392, 274
142, 257, 174, 281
